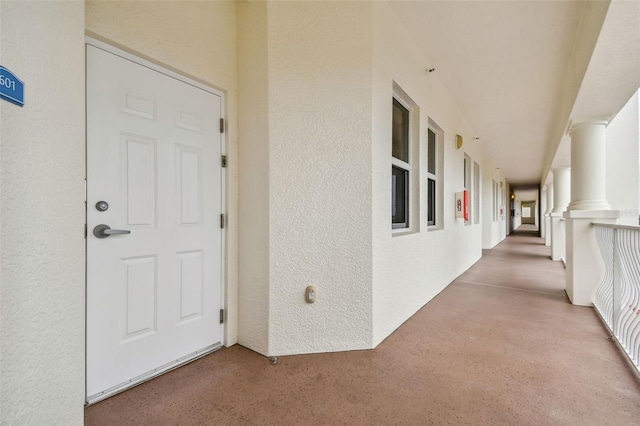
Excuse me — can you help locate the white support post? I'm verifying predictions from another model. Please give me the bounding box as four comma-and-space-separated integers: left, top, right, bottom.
564, 120, 619, 306
550, 167, 570, 261
540, 186, 547, 238
545, 184, 553, 246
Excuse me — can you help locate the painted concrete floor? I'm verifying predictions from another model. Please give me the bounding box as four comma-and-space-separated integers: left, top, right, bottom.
85, 229, 640, 425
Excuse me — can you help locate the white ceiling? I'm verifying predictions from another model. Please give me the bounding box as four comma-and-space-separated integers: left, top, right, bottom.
548, 0, 640, 182
514, 188, 538, 203
388, 0, 639, 189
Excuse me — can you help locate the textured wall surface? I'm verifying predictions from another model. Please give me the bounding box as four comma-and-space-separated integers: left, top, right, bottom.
482, 158, 508, 249
237, 1, 270, 354
371, 1, 486, 346
86, 0, 240, 345
267, 2, 374, 354
0, 1, 86, 424
606, 91, 639, 225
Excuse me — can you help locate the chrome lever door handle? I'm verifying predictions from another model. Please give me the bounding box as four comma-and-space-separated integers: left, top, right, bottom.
104, 228, 131, 235
93, 224, 131, 239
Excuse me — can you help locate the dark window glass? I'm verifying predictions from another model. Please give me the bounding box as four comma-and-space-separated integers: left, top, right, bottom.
392, 166, 408, 227
392, 99, 409, 162
428, 129, 436, 175
463, 157, 468, 189
427, 178, 436, 226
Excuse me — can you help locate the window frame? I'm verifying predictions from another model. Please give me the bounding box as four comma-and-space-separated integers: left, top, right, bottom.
491, 179, 500, 222
464, 153, 472, 225
473, 161, 480, 224
391, 83, 420, 234
427, 127, 437, 227
392, 97, 411, 230
426, 120, 444, 231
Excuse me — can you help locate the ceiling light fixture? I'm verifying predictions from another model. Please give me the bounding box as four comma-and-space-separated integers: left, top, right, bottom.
425, 68, 435, 73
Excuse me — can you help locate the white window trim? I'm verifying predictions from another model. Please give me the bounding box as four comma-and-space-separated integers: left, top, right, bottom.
392, 83, 420, 235
464, 153, 472, 225
427, 121, 444, 231
473, 161, 480, 224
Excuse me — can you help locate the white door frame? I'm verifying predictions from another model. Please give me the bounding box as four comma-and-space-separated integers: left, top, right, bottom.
85, 37, 227, 403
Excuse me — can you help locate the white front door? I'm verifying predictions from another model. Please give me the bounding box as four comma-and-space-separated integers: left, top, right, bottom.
86, 44, 224, 403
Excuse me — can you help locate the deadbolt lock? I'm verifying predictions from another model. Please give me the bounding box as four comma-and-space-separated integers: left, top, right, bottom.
95, 201, 109, 212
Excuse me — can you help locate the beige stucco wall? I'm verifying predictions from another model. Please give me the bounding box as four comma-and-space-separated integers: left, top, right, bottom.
0, 1, 86, 424
482, 158, 507, 248
371, 1, 486, 344
0, 2, 523, 421
85, 0, 240, 346
238, 0, 494, 354
267, 1, 374, 354
238, 1, 374, 355
237, 0, 270, 354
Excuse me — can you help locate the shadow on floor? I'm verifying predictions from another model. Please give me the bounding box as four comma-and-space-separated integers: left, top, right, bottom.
512, 223, 540, 236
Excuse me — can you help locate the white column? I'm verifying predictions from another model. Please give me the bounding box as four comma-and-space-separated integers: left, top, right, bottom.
550, 167, 570, 261
563, 120, 619, 306
567, 121, 610, 211
540, 186, 547, 237
544, 184, 553, 246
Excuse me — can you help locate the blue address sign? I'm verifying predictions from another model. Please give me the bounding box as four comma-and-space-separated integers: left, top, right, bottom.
0, 66, 25, 107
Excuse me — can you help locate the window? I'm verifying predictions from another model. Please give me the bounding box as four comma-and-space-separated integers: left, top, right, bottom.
473, 162, 480, 224
500, 184, 505, 219
492, 180, 498, 221
391, 84, 419, 232
426, 119, 444, 230
427, 128, 437, 226
464, 153, 472, 225
392, 98, 410, 229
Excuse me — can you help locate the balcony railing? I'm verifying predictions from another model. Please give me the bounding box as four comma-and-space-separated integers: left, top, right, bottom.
593, 223, 640, 373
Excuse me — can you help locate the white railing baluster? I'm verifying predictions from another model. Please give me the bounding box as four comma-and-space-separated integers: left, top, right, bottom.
592, 223, 640, 373
594, 225, 614, 328
621, 229, 640, 363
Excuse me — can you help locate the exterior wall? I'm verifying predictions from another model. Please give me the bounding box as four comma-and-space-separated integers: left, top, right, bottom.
372, 1, 484, 345
266, 2, 374, 354
606, 90, 639, 225
540, 187, 547, 235
86, 0, 240, 345
238, 1, 374, 355
0, 1, 85, 424
236, 1, 270, 354
482, 159, 507, 248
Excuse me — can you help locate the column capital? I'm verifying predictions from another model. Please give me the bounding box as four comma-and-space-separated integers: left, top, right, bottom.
568, 118, 609, 135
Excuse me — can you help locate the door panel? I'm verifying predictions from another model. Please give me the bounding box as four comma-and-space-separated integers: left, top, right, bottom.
124, 135, 157, 227
86, 44, 223, 401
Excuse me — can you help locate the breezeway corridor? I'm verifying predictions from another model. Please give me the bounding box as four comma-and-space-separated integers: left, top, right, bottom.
85, 229, 640, 425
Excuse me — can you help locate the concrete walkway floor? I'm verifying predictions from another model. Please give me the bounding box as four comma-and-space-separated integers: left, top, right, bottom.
86, 231, 640, 425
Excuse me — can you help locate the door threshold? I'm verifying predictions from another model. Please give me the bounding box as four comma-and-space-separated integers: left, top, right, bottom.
86, 342, 222, 405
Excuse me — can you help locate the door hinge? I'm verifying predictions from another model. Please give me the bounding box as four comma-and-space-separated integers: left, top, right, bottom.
219, 309, 225, 324
219, 118, 225, 134
84, 224, 87, 239
221, 155, 227, 168
220, 213, 225, 229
